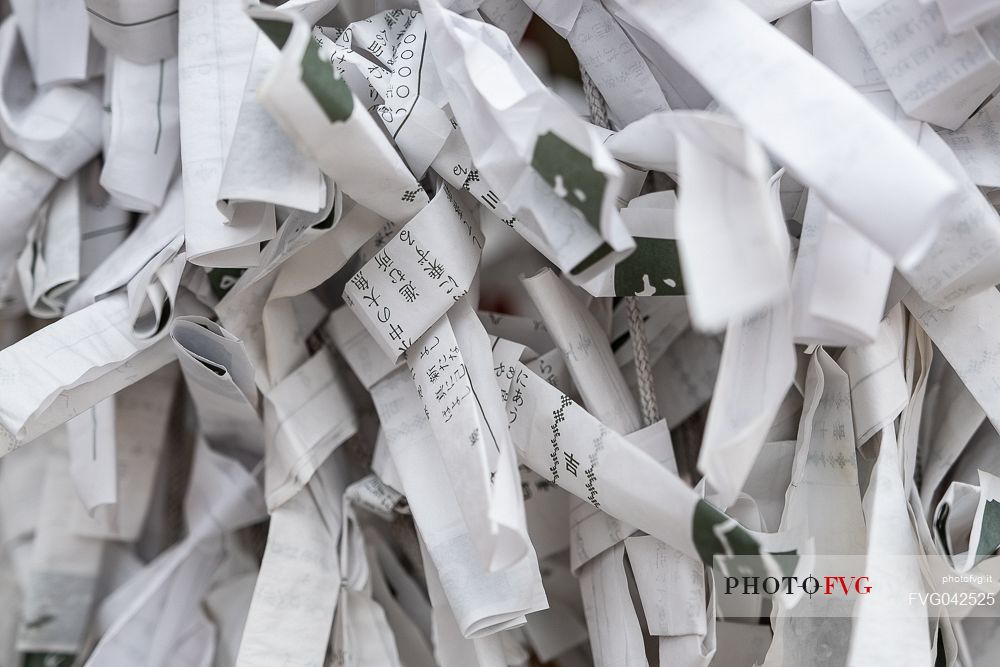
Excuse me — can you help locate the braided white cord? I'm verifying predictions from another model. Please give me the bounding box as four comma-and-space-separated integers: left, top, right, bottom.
579, 67, 661, 427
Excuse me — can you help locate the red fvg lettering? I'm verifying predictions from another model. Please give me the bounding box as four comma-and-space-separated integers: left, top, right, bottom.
823, 576, 872, 595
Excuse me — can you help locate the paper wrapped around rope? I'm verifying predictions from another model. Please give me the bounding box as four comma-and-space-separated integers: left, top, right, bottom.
0, 18, 102, 179
343, 185, 482, 361
250, 6, 430, 225
18, 167, 130, 319
607, 0, 961, 268
505, 359, 794, 569
607, 112, 789, 332
0, 294, 175, 452
420, 0, 636, 284
8, 1, 1000, 665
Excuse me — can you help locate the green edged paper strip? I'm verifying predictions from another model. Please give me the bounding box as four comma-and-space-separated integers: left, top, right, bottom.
613, 236, 685, 296
254, 17, 353, 122
975, 498, 1000, 565
22, 654, 75, 667
569, 242, 613, 276
531, 131, 606, 232
694, 499, 796, 577
934, 502, 952, 557
207, 267, 246, 299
